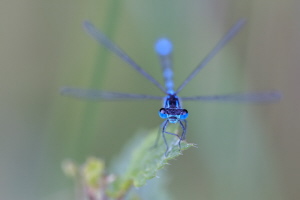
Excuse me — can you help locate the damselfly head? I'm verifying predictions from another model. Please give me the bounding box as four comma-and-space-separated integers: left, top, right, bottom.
158, 108, 189, 123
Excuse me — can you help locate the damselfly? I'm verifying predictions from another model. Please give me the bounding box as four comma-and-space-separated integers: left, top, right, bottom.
61, 19, 281, 156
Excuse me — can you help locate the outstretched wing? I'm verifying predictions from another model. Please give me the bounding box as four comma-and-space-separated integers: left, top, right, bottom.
83, 21, 166, 93
176, 19, 246, 93
60, 87, 164, 100
181, 91, 282, 103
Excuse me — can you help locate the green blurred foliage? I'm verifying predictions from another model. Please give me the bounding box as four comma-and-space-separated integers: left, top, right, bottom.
0, 0, 299, 200
63, 129, 193, 199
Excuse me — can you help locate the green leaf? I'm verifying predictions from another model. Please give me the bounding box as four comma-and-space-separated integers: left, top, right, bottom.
107, 126, 195, 198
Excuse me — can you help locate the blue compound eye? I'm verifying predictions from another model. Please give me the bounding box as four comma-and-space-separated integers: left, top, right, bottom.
159, 108, 167, 118
180, 109, 189, 119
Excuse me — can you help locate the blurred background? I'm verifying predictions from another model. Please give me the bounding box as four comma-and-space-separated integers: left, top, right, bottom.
0, 0, 299, 199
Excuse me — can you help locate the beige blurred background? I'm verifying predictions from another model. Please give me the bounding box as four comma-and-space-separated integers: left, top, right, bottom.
0, 0, 299, 200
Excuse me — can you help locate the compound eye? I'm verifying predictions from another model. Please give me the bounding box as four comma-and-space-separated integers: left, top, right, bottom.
158, 108, 167, 118
180, 109, 189, 119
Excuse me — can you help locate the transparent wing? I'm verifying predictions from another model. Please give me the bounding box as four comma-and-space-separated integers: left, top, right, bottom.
176, 19, 246, 93
181, 91, 282, 103
60, 87, 164, 100
83, 21, 166, 93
